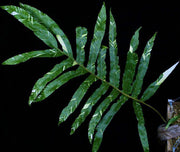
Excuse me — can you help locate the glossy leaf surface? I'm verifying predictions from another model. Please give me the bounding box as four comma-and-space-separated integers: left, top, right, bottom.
122, 27, 140, 94
89, 89, 119, 143
1, 5, 58, 48
131, 33, 157, 152
70, 47, 109, 134
29, 58, 74, 105
92, 27, 141, 152
76, 27, 88, 64
109, 11, 120, 87
2, 49, 63, 65
20, 3, 73, 57
87, 4, 106, 73
35, 67, 87, 102
141, 61, 179, 102
1, 3, 179, 152
59, 75, 96, 124
70, 83, 109, 135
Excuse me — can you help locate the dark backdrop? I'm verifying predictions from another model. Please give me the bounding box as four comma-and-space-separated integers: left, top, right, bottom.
0, 0, 180, 151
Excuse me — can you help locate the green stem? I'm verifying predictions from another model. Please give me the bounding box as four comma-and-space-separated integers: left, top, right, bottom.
55, 41, 166, 123
136, 100, 167, 123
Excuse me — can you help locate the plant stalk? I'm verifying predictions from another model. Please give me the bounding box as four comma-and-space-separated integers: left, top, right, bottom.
55, 43, 167, 123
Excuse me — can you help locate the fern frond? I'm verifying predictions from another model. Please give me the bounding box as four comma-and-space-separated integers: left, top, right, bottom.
71, 83, 109, 135
89, 89, 119, 144
1, 5, 58, 48
70, 47, 109, 135
91, 18, 141, 152
35, 67, 87, 102
131, 33, 157, 152
1, 3, 179, 152
75, 27, 87, 64
132, 33, 157, 97
59, 3, 106, 125
109, 11, 120, 87
58, 27, 90, 123
122, 27, 140, 94
141, 61, 179, 102
88, 11, 122, 145
87, 4, 106, 73
29, 58, 74, 105
97, 46, 108, 80
19, 3, 73, 57
59, 75, 96, 124
2, 49, 63, 65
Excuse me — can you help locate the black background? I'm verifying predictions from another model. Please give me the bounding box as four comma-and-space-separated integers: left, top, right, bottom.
0, 0, 180, 151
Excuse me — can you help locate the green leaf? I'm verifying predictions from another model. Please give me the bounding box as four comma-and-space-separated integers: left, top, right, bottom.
132, 33, 157, 97
90, 12, 122, 148
70, 83, 109, 135
97, 46, 108, 80
29, 58, 74, 105
166, 114, 180, 129
70, 47, 108, 134
141, 61, 179, 101
87, 4, 106, 73
35, 67, 87, 102
2, 49, 63, 65
66, 4, 107, 136
1, 5, 58, 48
2, 3, 179, 152
92, 95, 127, 152
133, 102, 149, 152
92, 27, 141, 151
122, 27, 141, 94
19, 3, 73, 57
109, 11, 120, 87
129, 27, 141, 53
59, 75, 96, 124
131, 33, 157, 152
76, 27, 88, 65
88, 89, 119, 143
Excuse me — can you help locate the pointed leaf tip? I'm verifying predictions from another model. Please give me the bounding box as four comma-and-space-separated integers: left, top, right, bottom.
141, 61, 179, 102
156, 61, 179, 85
28, 99, 33, 106
138, 26, 142, 31
70, 128, 75, 135
19, 2, 24, 6
28, 102, 32, 107
129, 27, 141, 53
2, 61, 7, 65
58, 121, 62, 126
102, 2, 106, 7
0, 6, 6, 10
136, 26, 142, 34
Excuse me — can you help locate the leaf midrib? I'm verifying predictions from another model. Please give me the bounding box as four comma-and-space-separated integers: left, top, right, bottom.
54, 41, 168, 123
54, 39, 141, 103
